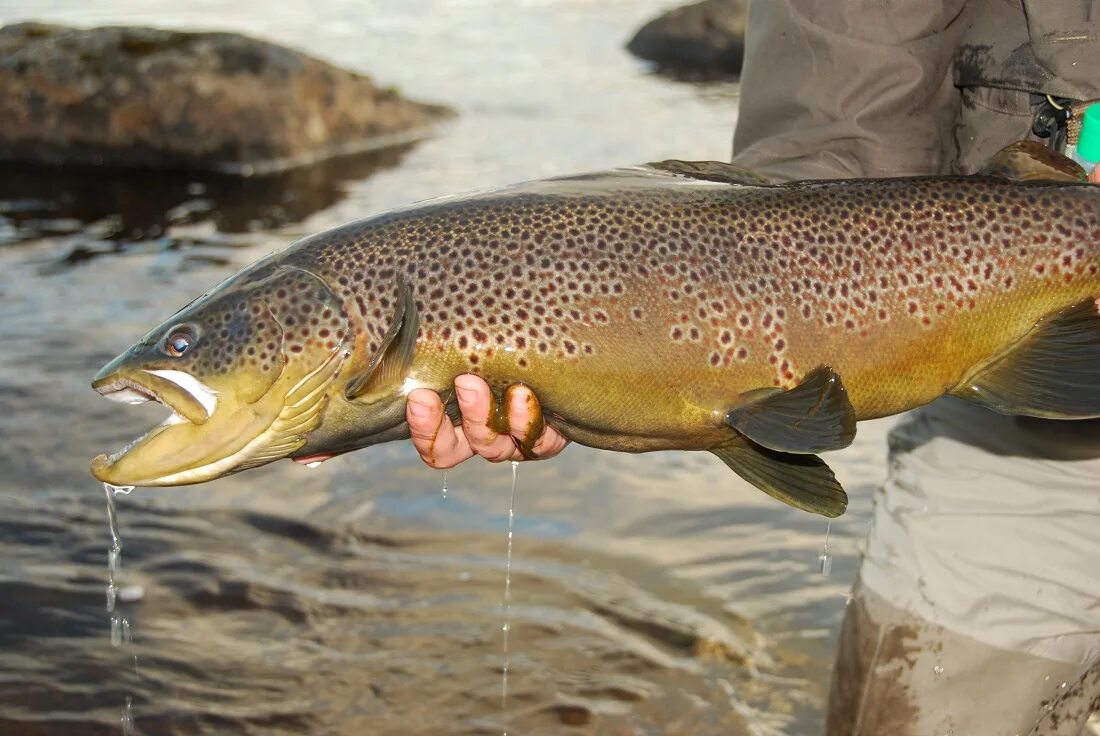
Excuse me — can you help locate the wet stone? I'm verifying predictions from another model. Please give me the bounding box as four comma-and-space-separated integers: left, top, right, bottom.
548, 702, 592, 726
0, 22, 452, 174
626, 0, 747, 79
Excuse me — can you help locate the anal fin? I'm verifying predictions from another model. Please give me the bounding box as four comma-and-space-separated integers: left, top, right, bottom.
952, 298, 1100, 419
711, 439, 847, 518
727, 366, 856, 454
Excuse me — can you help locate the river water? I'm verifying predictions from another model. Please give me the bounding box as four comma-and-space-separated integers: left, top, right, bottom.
0, 1, 897, 733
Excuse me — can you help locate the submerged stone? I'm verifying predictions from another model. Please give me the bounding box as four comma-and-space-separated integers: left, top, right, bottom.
0, 22, 452, 174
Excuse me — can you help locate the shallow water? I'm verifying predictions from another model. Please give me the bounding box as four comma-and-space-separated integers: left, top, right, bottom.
0, 1, 896, 733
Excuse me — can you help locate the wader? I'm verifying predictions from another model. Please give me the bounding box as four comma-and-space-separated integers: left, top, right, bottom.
732, 2, 1100, 733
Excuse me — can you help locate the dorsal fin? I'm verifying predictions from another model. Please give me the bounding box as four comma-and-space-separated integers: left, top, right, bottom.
979, 141, 1086, 183
345, 277, 419, 401
645, 160, 771, 186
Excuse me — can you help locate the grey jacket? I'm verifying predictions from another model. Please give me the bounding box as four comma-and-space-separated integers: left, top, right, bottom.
732, 0, 1100, 179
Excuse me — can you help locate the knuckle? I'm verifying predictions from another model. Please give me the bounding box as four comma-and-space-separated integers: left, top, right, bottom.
463, 424, 496, 444
417, 452, 441, 468
478, 445, 514, 463
408, 428, 437, 443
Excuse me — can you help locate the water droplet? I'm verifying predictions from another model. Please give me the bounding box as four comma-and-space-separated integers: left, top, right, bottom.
457, 571, 471, 582
110, 614, 123, 648
441, 471, 448, 499
817, 520, 833, 576
118, 585, 145, 603
933, 665, 944, 675
305, 460, 322, 469
121, 694, 134, 735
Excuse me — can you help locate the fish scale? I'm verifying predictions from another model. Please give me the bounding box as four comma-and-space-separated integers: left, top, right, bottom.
90, 145, 1100, 515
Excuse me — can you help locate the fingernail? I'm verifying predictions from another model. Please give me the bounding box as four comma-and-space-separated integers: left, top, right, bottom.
409, 401, 431, 419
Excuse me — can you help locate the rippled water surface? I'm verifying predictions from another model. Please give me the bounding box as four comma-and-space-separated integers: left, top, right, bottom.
0, 1, 896, 733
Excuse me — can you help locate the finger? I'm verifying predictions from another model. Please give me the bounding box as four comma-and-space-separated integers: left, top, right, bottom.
407, 388, 473, 468
505, 384, 569, 459
454, 375, 522, 462
1089, 165, 1100, 184
530, 423, 570, 459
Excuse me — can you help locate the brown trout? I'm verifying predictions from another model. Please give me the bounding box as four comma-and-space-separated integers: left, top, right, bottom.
91, 143, 1100, 517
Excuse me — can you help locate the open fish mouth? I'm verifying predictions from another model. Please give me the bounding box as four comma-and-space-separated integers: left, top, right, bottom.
90, 369, 221, 485
93, 378, 187, 461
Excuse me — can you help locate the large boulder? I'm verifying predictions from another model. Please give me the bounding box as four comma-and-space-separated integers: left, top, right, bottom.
626, 0, 747, 79
0, 22, 452, 174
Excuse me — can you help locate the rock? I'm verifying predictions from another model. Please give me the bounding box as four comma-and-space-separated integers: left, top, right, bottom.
625, 0, 747, 79
0, 22, 452, 174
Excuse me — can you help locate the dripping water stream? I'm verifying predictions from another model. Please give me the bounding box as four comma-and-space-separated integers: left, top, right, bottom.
499, 460, 518, 734
104, 483, 138, 736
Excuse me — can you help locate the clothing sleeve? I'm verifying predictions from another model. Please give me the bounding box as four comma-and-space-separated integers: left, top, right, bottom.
730, 0, 969, 181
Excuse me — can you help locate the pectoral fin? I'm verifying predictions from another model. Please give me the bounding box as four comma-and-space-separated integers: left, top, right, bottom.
711, 439, 847, 518
951, 298, 1100, 418
726, 367, 856, 454
346, 278, 419, 401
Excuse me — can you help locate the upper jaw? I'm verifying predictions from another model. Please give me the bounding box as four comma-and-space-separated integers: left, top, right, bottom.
92, 370, 211, 425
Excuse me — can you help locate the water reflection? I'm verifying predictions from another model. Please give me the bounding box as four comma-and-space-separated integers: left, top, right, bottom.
0, 143, 416, 253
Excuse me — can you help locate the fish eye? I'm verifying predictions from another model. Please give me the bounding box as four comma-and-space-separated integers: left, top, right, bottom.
163, 325, 197, 357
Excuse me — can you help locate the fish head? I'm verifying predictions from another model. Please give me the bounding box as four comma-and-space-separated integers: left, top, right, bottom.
91, 264, 351, 486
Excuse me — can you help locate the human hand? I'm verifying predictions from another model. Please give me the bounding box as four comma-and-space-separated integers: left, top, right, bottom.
406, 375, 570, 468
1090, 165, 1100, 184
